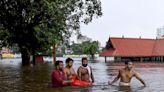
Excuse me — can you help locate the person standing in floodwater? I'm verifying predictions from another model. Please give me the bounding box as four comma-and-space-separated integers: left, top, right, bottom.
64, 58, 76, 81
51, 61, 73, 87
108, 60, 146, 86
77, 57, 94, 83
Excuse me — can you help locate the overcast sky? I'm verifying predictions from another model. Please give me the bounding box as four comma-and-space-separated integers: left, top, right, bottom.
72, 0, 164, 46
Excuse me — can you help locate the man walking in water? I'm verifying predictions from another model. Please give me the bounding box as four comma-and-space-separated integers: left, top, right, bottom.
64, 58, 76, 80
77, 57, 94, 83
108, 60, 146, 86
51, 61, 73, 87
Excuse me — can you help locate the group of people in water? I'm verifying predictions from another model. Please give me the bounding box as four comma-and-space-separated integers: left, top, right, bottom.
51, 57, 146, 88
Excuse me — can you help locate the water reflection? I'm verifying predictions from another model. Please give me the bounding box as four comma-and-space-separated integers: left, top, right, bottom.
0, 59, 164, 92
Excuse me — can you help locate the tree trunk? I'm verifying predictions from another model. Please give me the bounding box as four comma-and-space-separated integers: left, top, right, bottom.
91, 54, 95, 60
53, 45, 56, 65
32, 48, 36, 65
20, 47, 30, 66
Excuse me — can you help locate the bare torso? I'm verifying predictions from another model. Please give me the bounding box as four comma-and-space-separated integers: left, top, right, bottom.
78, 66, 90, 82
119, 68, 135, 83
64, 67, 76, 80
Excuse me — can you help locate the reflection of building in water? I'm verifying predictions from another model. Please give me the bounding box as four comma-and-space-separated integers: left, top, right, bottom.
157, 26, 164, 39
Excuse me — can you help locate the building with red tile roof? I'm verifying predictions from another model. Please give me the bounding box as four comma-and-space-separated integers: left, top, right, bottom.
100, 37, 164, 62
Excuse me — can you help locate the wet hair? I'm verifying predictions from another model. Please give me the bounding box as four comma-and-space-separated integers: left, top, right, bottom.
124, 59, 131, 65
55, 60, 63, 66
65, 58, 73, 63
82, 57, 88, 62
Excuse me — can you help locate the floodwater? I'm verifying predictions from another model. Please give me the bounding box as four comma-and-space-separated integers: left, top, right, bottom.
0, 58, 164, 92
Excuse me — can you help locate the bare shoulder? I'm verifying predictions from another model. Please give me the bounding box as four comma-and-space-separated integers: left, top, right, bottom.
132, 69, 139, 75
119, 68, 124, 72
78, 66, 83, 69
63, 67, 68, 72
63, 67, 66, 70
77, 66, 82, 71
131, 69, 137, 73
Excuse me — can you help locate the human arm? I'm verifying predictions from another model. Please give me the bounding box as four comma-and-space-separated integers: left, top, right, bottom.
134, 71, 146, 87
69, 68, 77, 80
90, 67, 94, 83
108, 69, 121, 85
63, 68, 68, 80
77, 67, 82, 80
52, 71, 72, 85
72, 68, 77, 76
62, 80, 73, 84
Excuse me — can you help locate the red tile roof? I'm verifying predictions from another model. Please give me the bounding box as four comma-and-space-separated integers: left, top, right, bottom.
152, 39, 164, 56
100, 37, 164, 57
99, 49, 115, 56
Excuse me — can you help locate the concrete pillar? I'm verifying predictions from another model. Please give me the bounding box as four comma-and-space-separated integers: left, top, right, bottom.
105, 56, 107, 63
140, 57, 143, 62
161, 56, 163, 62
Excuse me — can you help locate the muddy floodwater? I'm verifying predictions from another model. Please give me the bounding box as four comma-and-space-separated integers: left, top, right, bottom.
0, 58, 164, 92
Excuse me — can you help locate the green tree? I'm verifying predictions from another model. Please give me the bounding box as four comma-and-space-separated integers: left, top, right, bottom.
71, 43, 83, 55
82, 41, 99, 60
0, 0, 102, 66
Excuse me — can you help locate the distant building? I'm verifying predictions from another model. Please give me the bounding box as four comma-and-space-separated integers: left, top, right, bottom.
100, 37, 164, 62
0, 47, 14, 58
77, 34, 92, 44
65, 48, 73, 54
157, 26, 164, 39
0, 47, 13, 54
